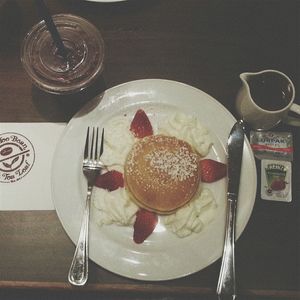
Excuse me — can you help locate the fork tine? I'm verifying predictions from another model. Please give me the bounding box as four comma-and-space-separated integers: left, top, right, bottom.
90, 127, 95, 160
84, 127, 90, 159
99, 128, 104, 158
94, 127, 99, 160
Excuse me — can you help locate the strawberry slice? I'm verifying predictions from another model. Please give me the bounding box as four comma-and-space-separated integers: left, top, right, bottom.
130, 109, 153, 138
95, 170, 124, 191
200, 159, 227, 183
133, 209, 158, 244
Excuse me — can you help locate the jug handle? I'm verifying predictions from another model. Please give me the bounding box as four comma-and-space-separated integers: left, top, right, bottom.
284, 103, 300, 126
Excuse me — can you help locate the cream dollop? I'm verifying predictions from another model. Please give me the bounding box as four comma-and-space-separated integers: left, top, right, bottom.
163, 188, 217, 237
100, 116, 135, 172
158, 112, 212, 157
93, 187, 139, 226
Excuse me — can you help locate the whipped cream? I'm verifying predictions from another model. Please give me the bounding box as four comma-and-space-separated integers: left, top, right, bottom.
93, 111, 217, 238
93, 187, 138, 226
163, 188, 217, 237
100, 116, 135, 172
158, 112, 212, 157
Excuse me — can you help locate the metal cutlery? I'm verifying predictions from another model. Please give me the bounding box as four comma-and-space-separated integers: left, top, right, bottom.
217, 121, 245, 299
68, 126, 104, 286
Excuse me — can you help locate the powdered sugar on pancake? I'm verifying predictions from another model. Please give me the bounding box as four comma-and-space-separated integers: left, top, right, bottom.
145, 144, 198, 182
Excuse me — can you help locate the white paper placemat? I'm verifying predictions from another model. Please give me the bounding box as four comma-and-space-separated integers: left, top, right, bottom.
0, 123, 66, 210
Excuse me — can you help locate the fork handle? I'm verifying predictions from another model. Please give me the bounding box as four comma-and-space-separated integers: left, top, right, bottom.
216, 196, 237, 299
68, 186, 92, 286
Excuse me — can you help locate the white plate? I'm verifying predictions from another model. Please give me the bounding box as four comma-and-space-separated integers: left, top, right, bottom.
52, 79, 257, 281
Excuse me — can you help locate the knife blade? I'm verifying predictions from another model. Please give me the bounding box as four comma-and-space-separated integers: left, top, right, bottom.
217, 121, 245, 300
227, 121, 245, 199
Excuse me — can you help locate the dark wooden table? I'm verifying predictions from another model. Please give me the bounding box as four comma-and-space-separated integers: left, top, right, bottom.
0, 1, 299, 299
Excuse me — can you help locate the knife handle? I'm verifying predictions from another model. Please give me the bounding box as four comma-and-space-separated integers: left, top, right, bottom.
217, 194, 237, 299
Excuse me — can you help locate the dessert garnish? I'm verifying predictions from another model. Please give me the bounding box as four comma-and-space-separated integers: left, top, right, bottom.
133, 209, 158, 244
130, 109, 153, 138
199, 159, 226, 183
95, 170, 124, 191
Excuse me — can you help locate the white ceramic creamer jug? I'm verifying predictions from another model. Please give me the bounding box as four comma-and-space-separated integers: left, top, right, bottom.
236, 69, 300, 130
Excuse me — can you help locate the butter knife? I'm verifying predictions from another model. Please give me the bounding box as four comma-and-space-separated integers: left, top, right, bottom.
217, 121, 245, 300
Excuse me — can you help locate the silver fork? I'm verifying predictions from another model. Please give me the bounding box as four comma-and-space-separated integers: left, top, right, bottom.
68, 126, 104, 286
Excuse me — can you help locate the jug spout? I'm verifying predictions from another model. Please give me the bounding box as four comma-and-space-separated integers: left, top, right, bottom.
239, 72, 255, 83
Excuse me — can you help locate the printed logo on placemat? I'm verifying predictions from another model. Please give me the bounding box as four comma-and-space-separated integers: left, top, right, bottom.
0, 132, 35, 183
